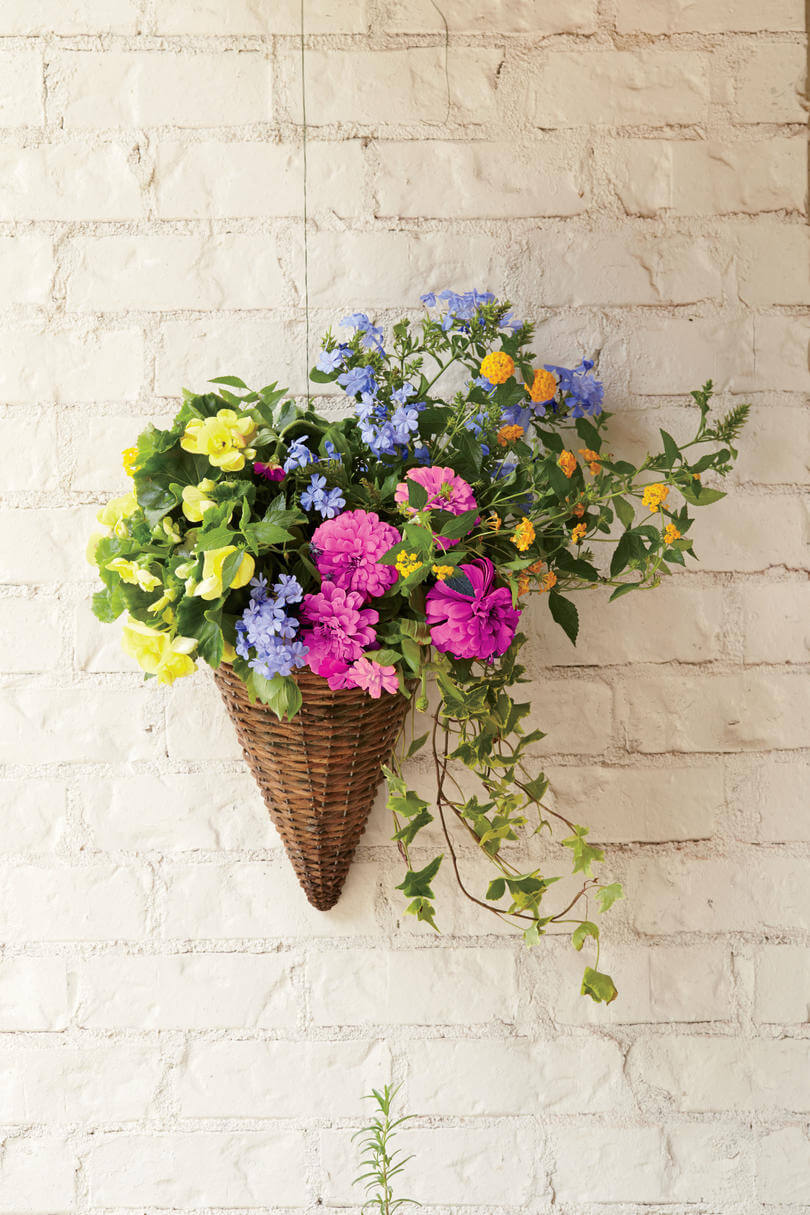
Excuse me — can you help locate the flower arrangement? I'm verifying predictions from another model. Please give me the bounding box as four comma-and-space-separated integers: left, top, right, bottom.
89, 290, 747, 1001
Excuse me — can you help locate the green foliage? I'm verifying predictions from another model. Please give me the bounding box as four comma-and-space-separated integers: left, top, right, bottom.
353, 1085, 419, 1214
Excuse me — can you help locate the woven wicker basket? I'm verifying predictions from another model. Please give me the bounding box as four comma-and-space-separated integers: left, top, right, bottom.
214, 663, 412, 910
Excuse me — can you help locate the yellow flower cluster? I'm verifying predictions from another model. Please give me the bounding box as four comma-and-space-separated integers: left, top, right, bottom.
193, 546, 255, 601
180, 409, 257, 472
496, 424, 524, 447
525, 368, 557, 404
182, 479, 218, 522
431, 564, 454, 581
121, 617, 197, 684
395, 551, 422, 578
578, 447, 601, 475
664, 523, 682, 545
571, 522, 587, 544
479, 351, 515, 385
122, 447, 139, 476
106, 557, 161, 592
642, 483, 669, 512
558, 450, 577, 478
485, 512, 502, 532
512, 517, 535, 552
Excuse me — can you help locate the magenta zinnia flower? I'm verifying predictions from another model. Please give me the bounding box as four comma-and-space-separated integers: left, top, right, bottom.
311, 509, 400, 600
299, 582, 379, 683
425, 557, 520, 661
394, 466, 478, 548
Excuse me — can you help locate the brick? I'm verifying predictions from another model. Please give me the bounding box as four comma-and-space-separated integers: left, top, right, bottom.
300, 48, 501, 125
177, 1039, 390, 1118
529, 585, 726, 666
69, 414, 147, 492
746, 759, 810, 842
0, 1043, 162, 1122
155, 315, 299, 398
165, 859, 381, 938
167, 674, 242, 760
550, 1123, 749, 1203
608, 137, 806, 217
631, 853, 810, 933
733, 44, 807, 124
0, 236, 53, 303
0, 53, 42, 127
756, 1128, 810, 1204
622, 671, 810, 753
533, 232, 722, 306
0, 599, 63, 671
754, 316, 810, 391
374, 140, 587, 219
406, 1036, 627, 1115
691, 495, 804, 573
734, 404, 810, 484
155, 139, 362, 219
0, 0, 139, 34
523, 50, 709, 127
738, 223, 810, 305
67, 234, 288, 312
76, 953, 299, 1028
546, 763, 723, 843
81, 772, 276, 851
0, 780, 66, 852
523, 940, 733, 1026
630, 1035, 810, 1111
0, 686, 158, 764
157, 0, 366, 33
616, 0, 805, 32
0, 1138, 75, 1213
0, 143, 141, 221
525, 676, 614, 755
74, 612, 139, 676
755, 945, 810, 1022
87, 1132, 306, 1208
0, 862, 150, 941
321, 1124, 533, 1207
0, 958, 69, 1030
0, 324, 143, 404
0, 507, 98, 585
381, 0, 596, 31
0, 417, 59, 490
605, 316, 756, 394
310, 947, 517, 1025
52, 51, 272, 128
742, 583, 810, 662
308, 230, 501, 311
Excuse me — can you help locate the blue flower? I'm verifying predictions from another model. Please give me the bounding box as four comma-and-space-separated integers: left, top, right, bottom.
341, 312, 371, 331
338, 365, 377, 398
316, 347, 344, 373
322, 440, 341, 461
283, 437, 315, 472
320, 487, 346, 519
390, 405, 420, 445
359, 418, 398, 458
420, 292, 436, 306
501, 404, 532, 430
473, 375, 496, 394
413, 445, 432, 465
300, 473, 328, 512
544, 360, 604, 418
273, 574, 303, 605
235, 577, 310, 680
391, 382, 416, 406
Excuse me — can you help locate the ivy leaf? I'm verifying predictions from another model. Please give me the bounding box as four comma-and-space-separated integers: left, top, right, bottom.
581, 966, 618, 1005
396, 855, 443, 900
548, 591, 579, 645
562, 825, 604, 876
392, 808, 433, 847
596, 882, 624, 913
572, 921, 600, 952
486, 878, 506, 901
404, 896, 439, 930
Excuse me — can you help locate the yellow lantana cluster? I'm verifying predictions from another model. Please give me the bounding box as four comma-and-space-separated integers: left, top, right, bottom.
571, 522, 587, 545
395, 551, 422, 578
479, 351, 515, 385
664, 523, 682, 544
180, 409, 257, 472
496, 424, 524, 446
512, 517, 535, 552
558, 450, 577, 478
578, 447, 601, 475
431, 564, 454, 581
525, 368, 557, 404
642, 483, 669, 512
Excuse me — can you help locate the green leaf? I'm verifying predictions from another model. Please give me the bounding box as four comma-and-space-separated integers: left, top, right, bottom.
242, 520, 295, 549
309, 367, 338, 384
404, 896, 439, 930
572, 921, 599, 951
610, 530, 634, 577
659, 429, 680, 468
680, 484, 726, 506
175, 595, 224, 667
562, 825, 604, 876
609, 582, 639, 602
407, 478, 428, 509
581, 966, 618, 1005
396, 855, 442, 900
548, 591, 579, 645
596, 882, 624, 913
443, 569, 476, 597
614, 496, 635, 530
486, 878, 506, 901
248, 673, 302, 721
392, 807, 433, 847
209, 375, 248, 390
92, 586, 126, 623
406, 732, 429, 758
437, 507, 479, 540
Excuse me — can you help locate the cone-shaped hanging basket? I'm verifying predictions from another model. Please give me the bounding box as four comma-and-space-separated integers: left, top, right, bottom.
214, 663, 412, 910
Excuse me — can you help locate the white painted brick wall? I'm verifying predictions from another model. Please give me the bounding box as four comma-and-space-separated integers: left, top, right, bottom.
0, 3, 806, 1213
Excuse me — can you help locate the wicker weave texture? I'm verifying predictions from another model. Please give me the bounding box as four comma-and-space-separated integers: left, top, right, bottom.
214, 664, 411, 910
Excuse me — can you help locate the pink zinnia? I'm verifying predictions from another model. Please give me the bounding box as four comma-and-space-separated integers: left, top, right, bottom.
394, 466, 478, 548
425, 557, 520, 661
311, 509, 400, 600
299, 582, 378, 683
345, 657, 399, 698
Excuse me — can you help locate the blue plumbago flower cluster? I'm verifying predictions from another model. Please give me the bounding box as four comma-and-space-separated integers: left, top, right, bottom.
300, 473, 346, 518
235, 574, 308, 679
283, 437, 316, 472
545, 359, 604, 418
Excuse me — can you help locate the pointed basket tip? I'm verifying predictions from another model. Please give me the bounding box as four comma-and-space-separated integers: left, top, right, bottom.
214, 664, 412, 911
